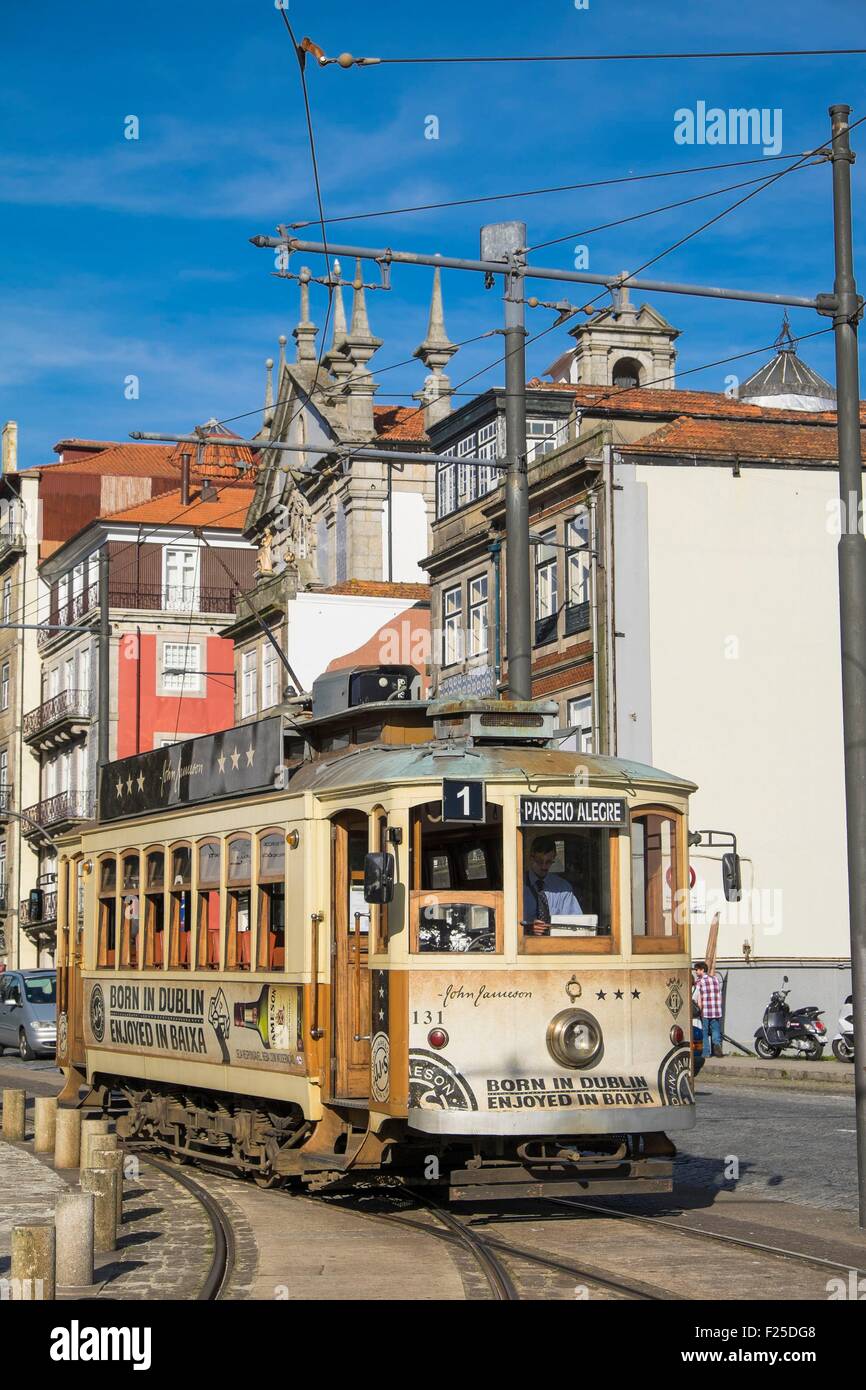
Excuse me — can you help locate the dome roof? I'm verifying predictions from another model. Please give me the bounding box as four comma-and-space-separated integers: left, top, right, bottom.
739, 318, 836, 411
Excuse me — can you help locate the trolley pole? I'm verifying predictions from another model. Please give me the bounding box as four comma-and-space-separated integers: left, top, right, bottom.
828, 103, 866, 1229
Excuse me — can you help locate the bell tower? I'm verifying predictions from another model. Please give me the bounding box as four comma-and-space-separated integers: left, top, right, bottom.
545, 276, 680, 389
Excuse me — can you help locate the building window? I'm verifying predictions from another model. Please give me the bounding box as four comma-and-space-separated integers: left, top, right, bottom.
2, 578, 11, 624
163, 547, 199, 612
477, 421, 501, 495
566, 510, 591, 634
567, 695, 593, 753
526, 418, 566, 463
262, 643, 280, 710
443, 585, 463, 666
242, 649, 258, 718
0, 748, 7, 791
456, 433, 478, 508
468, 574, 489, 657
534, 530, 558, 645
0, 661, 8, 710
162, 643, 202, 694
0, 839, 6, 902
437, 464, 457, 518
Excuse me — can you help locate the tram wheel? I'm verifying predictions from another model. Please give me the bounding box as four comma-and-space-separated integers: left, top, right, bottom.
754, 1038, 781, 1059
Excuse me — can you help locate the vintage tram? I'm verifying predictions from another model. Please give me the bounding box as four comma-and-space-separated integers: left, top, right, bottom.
55, 666, 703, 1199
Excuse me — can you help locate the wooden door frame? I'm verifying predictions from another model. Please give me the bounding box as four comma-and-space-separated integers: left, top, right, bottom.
329, 810, 372, 1102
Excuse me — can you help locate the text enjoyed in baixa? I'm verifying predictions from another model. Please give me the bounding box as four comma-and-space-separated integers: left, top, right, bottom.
519, 795, 626, 826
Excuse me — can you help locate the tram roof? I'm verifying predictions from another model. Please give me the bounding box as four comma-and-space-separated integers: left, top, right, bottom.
289, 741, 697, 797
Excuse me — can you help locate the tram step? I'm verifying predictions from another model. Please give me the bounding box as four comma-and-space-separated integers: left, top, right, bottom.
274, 1129, 368, 1176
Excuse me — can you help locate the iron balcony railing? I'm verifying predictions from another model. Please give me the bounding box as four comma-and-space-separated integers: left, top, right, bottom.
109, 584, 238, 615
0, 785, 12, 816
0, 526, 26, 562
23, 688, 92, 741
19, 890, 57, 925
37, 583, 99, 647
21, 790, 94, 832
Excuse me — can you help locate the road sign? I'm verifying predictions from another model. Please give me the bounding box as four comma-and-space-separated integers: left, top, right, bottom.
442, 778, 486, 824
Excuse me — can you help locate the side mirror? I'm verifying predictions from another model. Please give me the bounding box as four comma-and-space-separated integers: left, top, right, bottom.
363, 852, 395, 905
721, 852, 741, 903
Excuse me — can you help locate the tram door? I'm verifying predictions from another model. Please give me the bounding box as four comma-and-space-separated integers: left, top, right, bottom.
331, 813, 371, 1099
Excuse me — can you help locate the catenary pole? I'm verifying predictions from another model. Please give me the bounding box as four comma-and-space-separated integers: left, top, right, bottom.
829, 104, 866, 1229
488, 222, 532, 699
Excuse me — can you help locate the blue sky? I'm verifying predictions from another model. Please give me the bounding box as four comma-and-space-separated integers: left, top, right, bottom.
1, 0, 864, 468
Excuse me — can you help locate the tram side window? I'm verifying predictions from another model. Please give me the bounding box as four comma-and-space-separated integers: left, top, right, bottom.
97, 857, 117, 968
168, 847, 192, 970
197, 840, 221, 970
631, 810, 683, 948
519, 828, 613, 952
256, 831, 285, 971
409, 801, 503, 953
226, 836, 252, 971
118, 852, 140, 968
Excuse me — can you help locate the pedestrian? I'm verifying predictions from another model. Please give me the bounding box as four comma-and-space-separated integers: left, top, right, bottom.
694, 960, 724, 1058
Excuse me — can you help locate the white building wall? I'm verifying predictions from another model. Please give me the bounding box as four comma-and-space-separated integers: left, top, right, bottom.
285, 592, 424, 692
383, 490, 429, 584
625, 460, 848, 966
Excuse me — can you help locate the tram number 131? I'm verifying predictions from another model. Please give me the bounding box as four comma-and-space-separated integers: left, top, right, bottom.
412, 1011, 444, 1026
442, 778, 486, 823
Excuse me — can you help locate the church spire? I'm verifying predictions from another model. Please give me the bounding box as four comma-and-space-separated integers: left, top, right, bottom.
414, 266, 457, 427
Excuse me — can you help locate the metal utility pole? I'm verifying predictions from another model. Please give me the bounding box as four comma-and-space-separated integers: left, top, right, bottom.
98, 547, 110, 772
483, 222, 531, 699
829, 103, 866, 1228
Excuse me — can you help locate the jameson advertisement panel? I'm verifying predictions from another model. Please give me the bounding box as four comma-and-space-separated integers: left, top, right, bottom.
97, 717, 283, 821
83, 977, 305, 1074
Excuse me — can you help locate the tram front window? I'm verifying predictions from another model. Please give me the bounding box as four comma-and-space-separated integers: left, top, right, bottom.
410, 801, 502, 953
520, 829, 612, 945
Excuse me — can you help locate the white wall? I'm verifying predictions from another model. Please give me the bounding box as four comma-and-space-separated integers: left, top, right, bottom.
382, 490, 430, 584
285, 592, 422, 691
624, 461, 849, 962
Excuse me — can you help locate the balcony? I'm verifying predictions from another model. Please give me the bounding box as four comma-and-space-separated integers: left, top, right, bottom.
109, 584, 238, 616
0, 526, 25, 566
21, 790, 94, 838
20, 890, 57, 926
38, 583, 99, 648
23, 689, 92, 750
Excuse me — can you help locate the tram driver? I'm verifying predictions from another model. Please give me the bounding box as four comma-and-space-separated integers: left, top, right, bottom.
523, 834, 583, 935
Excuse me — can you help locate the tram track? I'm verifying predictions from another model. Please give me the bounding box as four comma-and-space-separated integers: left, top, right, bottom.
545, 1196, 866, 1283
134, 1150, 235, 1300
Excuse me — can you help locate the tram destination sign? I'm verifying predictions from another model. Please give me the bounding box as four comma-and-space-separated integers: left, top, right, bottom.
98, 717, 284, 822
519, 795, 626, 827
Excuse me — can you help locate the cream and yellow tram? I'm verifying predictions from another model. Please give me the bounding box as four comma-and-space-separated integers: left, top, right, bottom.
55, 668, 702, 1199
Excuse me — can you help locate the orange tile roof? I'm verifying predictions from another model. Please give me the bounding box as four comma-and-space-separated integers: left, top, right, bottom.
321, 579, 430, 601
625, 416, 852, 461
36, 443, 179, 477
373, 405, 429, 442
527, 380, 863, 425
103, 484, 256, 529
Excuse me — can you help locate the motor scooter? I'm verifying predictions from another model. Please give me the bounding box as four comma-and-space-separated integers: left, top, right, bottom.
831, 994, 854, 1063
754, 976, 826, 1060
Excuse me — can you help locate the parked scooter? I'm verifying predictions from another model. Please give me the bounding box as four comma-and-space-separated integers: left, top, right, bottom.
754, 976, 826, 1060
831, 995, 854, 1063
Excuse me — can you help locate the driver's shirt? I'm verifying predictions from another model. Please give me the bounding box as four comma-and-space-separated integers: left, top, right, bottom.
523, 872, 582, 922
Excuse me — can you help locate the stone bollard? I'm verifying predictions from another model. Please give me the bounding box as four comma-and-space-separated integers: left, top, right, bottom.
80, 1166, 117, 1254
55, 1191, 95, 1289
54, 1107, 82, 1169
2, 1088, 26, 1141
11, 1220, 55, 1300
79, 1116, 110, 1169
34, 1096, 58, 1154
90, 1141, 124, 1225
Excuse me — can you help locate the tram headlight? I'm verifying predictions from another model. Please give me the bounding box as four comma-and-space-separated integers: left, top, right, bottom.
546, 1009, 603, 1069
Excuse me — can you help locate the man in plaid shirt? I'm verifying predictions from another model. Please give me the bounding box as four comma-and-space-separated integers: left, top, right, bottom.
694, 962, 724, 1058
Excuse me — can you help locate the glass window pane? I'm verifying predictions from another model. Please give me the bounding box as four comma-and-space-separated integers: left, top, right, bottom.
198, 841, 220, 885
228, 837, 251, 883
259, 832, 285, 880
